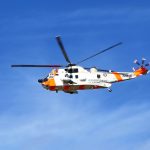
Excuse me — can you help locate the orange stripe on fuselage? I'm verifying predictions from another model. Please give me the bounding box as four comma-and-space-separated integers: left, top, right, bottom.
112, 72, 123, 82
49, 78, 56, 91
42, 78, 56, 91
49, 78, 56, 86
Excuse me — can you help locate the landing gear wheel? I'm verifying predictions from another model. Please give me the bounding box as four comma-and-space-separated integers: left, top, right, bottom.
107, 88, 112, 92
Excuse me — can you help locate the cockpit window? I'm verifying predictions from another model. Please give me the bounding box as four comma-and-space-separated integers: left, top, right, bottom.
75, 75, 78, 79
48, 73, 54, 78
65, 68, 78, 73
69, 75, 73, 78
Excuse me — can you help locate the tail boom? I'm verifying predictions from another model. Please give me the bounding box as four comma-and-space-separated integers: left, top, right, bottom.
133, 67, 148, 77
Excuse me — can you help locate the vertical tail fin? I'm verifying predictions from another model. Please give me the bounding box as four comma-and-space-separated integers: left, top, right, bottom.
133, 67, 148, 76
133, 58, 149, 76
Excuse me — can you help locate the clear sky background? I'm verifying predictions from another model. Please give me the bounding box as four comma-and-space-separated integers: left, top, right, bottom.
0, 0, 150, 150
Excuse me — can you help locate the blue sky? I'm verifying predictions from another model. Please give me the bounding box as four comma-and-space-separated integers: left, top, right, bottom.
0, 0, 150, 150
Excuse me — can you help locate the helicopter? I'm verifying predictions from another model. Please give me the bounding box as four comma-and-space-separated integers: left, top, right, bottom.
11, 36, 150, 94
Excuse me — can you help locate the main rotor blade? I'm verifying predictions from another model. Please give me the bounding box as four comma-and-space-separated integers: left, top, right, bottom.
11, 65, 62, 68
56, 36, 72, 64
77, 42, 122, 64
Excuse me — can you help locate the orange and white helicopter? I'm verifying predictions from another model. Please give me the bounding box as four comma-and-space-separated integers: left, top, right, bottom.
12, 36, 150, 94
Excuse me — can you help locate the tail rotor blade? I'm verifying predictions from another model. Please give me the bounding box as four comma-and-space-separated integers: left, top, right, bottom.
142, 58, 146, 65
145, 62, 150, 67
134, 59, 140, 66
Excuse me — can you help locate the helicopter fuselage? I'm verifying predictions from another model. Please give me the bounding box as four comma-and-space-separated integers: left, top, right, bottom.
38, 65, 148, 94
12, 36, 149, 94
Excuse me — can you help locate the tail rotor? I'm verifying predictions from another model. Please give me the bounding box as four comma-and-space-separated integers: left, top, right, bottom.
134, 58, 150, 68
133, 58, 149, 75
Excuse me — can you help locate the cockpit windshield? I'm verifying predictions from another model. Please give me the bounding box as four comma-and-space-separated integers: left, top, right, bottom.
65, 68, 78, 73
48, 69, 58, 78
48, 74, 53, 78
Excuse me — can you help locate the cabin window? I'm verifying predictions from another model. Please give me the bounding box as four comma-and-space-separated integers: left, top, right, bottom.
75, 75, 78, 79
69, 75, 73, 78
97, 74, 101, 78
68, 69, 73, 73
65, 74, 69, 78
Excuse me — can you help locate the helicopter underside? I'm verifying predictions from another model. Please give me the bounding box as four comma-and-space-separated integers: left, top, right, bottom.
42, 84, 106, 94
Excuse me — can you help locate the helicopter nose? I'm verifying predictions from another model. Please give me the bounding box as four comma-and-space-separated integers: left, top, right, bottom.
38, 79, 43, 83
38, 78, 48, 83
